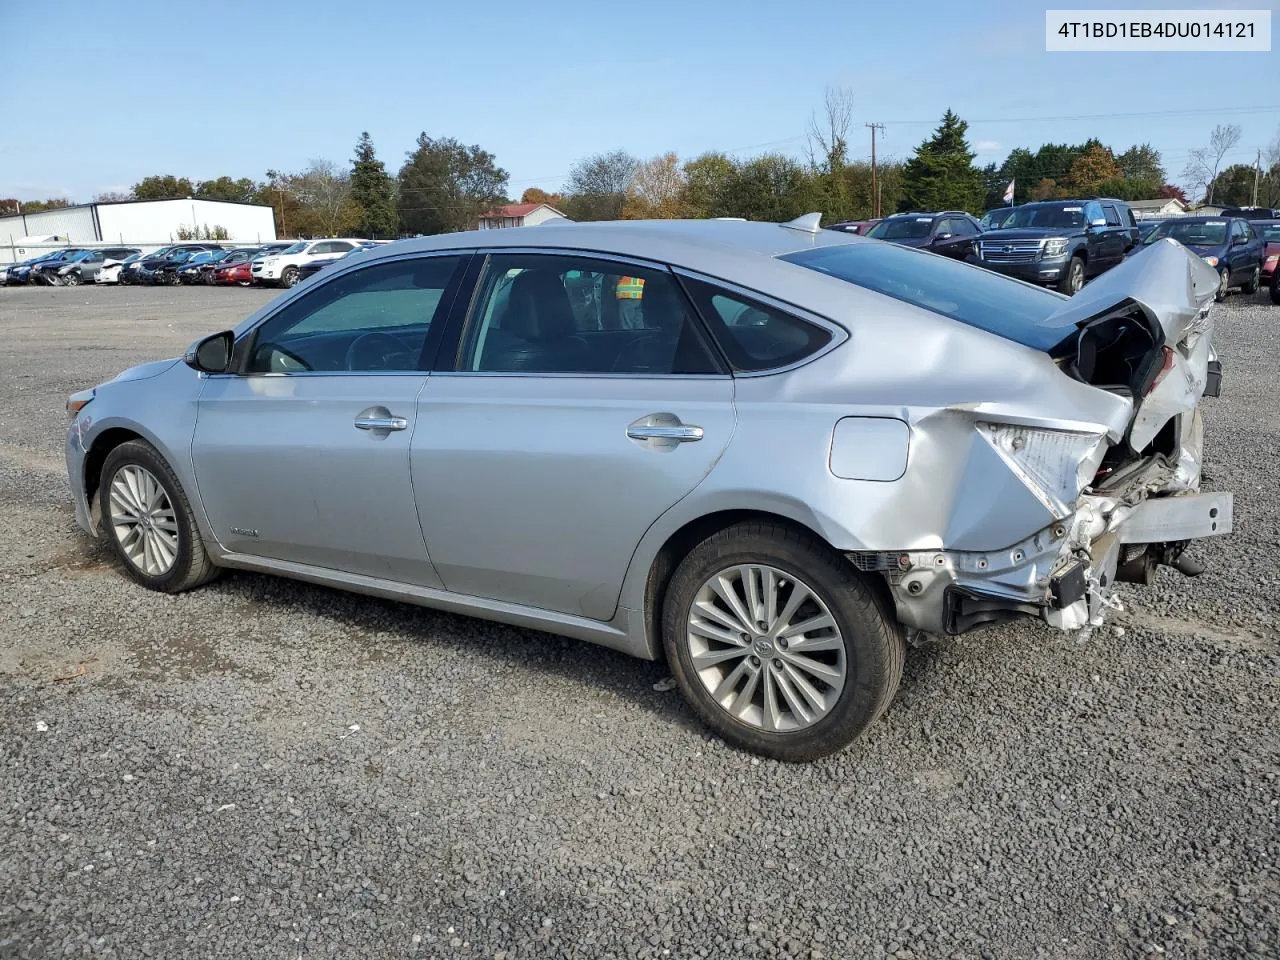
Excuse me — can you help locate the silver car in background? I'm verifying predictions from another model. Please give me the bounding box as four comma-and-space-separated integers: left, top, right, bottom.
64, 215, 1232, 761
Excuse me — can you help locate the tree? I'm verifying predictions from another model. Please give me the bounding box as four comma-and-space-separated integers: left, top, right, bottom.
899, 110, 985, 213
1158, 183, 1188, 203
92, 191, 133, 203
519, 186, 566, 209
1030, 178, 1060, 201
1066, 144, 1122, 193
1207, 163, 1262, 207
194, 177, 259, 203
397, 133, 509, 235
1116, 143, 1165, 187
724, 154, 820, 222
132, 175, 196, 199
563, 150, 638, 221
1183, 124, 1242, 203
349, 132, 398, 239
0, 198, 19, 216
16, 198, 74, 213
680, 152, 738, 219
622, 153, 689, 219
292, 159, 360, 237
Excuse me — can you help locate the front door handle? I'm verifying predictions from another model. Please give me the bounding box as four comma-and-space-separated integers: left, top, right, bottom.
354, 415, 408, 431
626, 424, 703, 442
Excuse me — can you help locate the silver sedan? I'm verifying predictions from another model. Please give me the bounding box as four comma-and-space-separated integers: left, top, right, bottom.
64, 216, 1232, 761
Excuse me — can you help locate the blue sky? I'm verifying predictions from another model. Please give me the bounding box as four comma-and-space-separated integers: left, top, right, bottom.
2, 0, 1276, 202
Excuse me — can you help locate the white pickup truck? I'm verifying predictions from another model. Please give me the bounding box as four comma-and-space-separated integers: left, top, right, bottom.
251, 238, 366, 287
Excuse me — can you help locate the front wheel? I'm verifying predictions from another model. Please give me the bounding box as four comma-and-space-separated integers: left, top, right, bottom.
1215, 267, 1230, 302
1057, 256, 1085, 295
662, 521, 905, 762
63, 271, 82, 286
99, 440, 220, 593
1241, 265, 1260, 295
1270, 269, 1280, 305
280, 266, 299, 288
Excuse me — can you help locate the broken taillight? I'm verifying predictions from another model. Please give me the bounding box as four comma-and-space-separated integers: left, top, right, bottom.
1144, 346, 1176, 396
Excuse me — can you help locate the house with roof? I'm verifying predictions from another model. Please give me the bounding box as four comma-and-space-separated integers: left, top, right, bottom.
1128, 197, 1189, 220
477, 202, 568, 230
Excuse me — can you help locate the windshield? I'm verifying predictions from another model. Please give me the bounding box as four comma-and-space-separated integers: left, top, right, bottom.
1259, 224, 1280, 242
999, 204, 1086, 229
1144, 220, 1227, 246
982, 210, 1013, 229
278, 242, 307, 255
780, 241, 1073, 351
867, 217, 933, 240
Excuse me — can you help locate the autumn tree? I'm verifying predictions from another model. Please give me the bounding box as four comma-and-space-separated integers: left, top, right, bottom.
1030, 178, 1060, 201
899, 110, 985, 213
350, 132, 398, 239
1158, 184, 1188, 203
563, 150, 638, 221
1066, 144, 1122, 193
622, 153, 689, 219
195, 176, 260, 202
396, 133, 509, 235
0, 198, 19, 215
16, 198, 74, 212
131, 175, 196, 199
520, 186, 566, 209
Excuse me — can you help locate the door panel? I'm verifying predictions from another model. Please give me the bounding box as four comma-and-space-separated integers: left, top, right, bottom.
410, 375, 734, 620
192, 374, 439, 585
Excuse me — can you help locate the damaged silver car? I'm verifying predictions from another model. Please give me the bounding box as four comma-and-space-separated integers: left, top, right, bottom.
64, 215, 1232, 761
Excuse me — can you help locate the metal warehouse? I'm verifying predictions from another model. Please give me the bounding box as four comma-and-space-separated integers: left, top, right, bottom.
0, 198, 277, 262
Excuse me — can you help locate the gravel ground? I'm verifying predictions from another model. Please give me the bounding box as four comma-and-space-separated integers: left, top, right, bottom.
1, 284, 1277, 960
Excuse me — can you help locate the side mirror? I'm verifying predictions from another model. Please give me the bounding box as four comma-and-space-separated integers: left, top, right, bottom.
934, 232, 953, 242
184, 330, 234, 374
1232, 234, 1247, 246
1089, 218, 1108, 228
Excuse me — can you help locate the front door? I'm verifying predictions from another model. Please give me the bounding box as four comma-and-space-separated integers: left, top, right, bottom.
410, 252, 736, 621
191, 253, 469, 585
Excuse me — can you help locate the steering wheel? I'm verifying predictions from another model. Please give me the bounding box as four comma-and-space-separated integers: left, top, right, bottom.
345, 331, 409, 371
611, 332, 664, 373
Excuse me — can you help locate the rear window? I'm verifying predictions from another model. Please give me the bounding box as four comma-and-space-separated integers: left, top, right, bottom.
779, 241, 1075, 351
867, 217, 933, 240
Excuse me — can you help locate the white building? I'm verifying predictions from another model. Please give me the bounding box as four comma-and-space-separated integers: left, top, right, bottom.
1127, 197, 1189, 220
0, 198, 277, 262
477, 202, 568, 230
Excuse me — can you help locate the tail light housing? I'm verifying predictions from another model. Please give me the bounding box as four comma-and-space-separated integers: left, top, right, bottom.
1143, 345, 1176, 397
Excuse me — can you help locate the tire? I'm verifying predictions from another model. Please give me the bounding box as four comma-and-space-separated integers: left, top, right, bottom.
1270, 270, 1280, 306
99, 439, 220, 593
1241, 265, 1260, 295
661, 520, 905, 762
1057, 256, 1085, 295
1214, 267, 1230, 302
63, 271, 81, 286
280, 266, 299, 288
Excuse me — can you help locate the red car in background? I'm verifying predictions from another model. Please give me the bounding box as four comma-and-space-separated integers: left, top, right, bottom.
212, 260, 253, 286
1257, 220, 1280, 288
826, 218, 883, 235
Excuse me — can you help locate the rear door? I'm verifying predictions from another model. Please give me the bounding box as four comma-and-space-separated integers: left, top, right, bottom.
1099, 203, 1127, 270
191, 253, 469, 585
409, 251, 735, 621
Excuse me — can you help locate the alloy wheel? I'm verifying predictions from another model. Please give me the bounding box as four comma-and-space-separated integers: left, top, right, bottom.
108, 464, 180, 577
685, 564, 846, 733
64, 272, 81, 286
1067, 260, 1084, 294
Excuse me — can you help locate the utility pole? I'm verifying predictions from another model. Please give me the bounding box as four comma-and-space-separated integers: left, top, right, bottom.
1253, 149, 1261, 207
866, 122, 885, 217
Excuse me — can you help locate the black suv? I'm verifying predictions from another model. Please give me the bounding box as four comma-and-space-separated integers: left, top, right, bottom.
864, 211, 983, 259
972, 198, 1139, 294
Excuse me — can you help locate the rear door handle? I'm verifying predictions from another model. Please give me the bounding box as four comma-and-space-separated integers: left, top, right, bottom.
354, 415, 408, 431
626, 424, 703, 442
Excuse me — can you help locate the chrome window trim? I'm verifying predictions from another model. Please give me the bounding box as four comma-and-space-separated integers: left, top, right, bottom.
671, 267, 849, 378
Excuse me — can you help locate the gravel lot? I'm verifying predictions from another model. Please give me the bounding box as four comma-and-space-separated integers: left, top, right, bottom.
1, 284, 1277, 960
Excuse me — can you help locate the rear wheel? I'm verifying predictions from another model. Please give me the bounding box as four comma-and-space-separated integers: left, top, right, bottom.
662, 521, 905, 762
1058, 256, 1085, 295
99, 440, 220, 593
1241, 265, 1260, 295
1215, 267, 1230, 302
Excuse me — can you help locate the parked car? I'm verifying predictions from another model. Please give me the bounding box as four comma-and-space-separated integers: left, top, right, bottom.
44, 247, 140, 285
28, 249, 93, 284
294, 242, 379, 283
211, 259, 254, 286
175, 250, 232, 284
96, 252, 145, 285
63, 214, 1231, 761
1137, 219, 1168, 242
1219, 206, 1279, 221
2, 250, 66, 285
972, 198, 1139, 294
251, 238, 366, 287
134, 245, 226, 285
1138, 216, 1264, 301
825, 219, 882, 235
864, 211, 982, 259
980, 208, 1013, 229
1255, 220, 1280, 289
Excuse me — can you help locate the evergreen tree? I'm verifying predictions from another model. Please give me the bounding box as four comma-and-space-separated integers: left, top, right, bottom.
350, 132, 398, 239
899, 110, 984, 213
